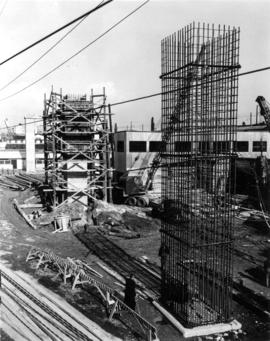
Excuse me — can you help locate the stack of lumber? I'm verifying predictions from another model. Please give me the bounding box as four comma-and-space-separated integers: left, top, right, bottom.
0, 265, 121, 341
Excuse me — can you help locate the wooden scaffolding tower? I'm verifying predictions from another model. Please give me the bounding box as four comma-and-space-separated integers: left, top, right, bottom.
43, 88, 112, 209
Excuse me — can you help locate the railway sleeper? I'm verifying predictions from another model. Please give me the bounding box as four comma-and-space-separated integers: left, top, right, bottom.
25, 246, 158, 341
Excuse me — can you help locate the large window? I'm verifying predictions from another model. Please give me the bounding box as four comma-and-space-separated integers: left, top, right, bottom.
149, 141, 164, 152
5, 144, 25, 150
233, 141, 249, 152
253, 141, 267, 152
199, 141, 210, 153
117, 140, 124, 152
35, 144, 44, 150
213, 141, 230, 153
175, 141, 191, 152
129, 141, 146, 152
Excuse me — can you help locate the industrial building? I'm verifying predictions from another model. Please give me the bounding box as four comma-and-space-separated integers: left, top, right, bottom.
114, 129, 161, 176
0, 123, 44, 172
1, 122, 269, 174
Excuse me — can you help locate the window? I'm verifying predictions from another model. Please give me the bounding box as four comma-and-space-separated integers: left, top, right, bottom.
117, 140, 124, 152
175, 141, 191, 152
36, 159, 44, 164
129, 141, 146, 152
253, 141, 267, 152
5, 144, 25, 150
199, 141, 210, 154
149, 141, 164, 152
233, 141, 249, 152
213, 141, 230, 153
35, 144, 44, 150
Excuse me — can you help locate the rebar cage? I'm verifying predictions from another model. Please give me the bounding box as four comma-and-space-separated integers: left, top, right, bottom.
160, 23, 240, 326
43, 89, 113, 209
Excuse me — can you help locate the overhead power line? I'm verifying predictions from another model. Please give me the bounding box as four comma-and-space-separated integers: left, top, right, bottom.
0, 0, 150, 103
0, 0, 113, 67
0, 0, 8, 18
0, 119, 43, 131
0, 0, 100, 92
104, 66, 270, 108
0, 64, 269, 132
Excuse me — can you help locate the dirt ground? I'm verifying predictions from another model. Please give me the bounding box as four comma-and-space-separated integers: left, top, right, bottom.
0, 187, 269, 341
0, 189, 130, 341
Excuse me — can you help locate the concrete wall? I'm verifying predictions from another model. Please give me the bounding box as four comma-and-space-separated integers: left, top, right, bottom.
114, 131, 162, 173
237, 130, 270, 158
0, 133, 44, 171
114, 131, 127, 173
25, 118, 36, 172
0, 150, 25, 170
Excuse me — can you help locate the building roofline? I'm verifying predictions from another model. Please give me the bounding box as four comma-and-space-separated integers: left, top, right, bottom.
115, 130, 161, 133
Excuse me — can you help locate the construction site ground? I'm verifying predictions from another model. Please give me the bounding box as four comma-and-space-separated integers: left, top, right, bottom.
0, 187, 269, 341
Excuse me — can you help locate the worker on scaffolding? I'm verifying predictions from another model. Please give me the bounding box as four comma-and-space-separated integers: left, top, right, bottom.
84, 199, 98, 232
124, 273, 136, 310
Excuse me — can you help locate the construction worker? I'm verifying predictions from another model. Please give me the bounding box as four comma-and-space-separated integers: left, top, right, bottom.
264, 255, 270, 288
158, 242, 169, 268
124, 273, 136, 310
84, 200, 98, 232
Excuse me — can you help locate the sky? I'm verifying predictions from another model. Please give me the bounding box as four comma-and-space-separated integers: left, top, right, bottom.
0, 0, 269, 131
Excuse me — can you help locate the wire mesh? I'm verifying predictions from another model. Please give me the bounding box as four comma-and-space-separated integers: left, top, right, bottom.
160, 23, 240, 326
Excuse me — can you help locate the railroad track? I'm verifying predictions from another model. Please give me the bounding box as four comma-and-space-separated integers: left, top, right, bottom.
76, 230, 161, 297
233, 235, 268, 267
77, 230, 270, 320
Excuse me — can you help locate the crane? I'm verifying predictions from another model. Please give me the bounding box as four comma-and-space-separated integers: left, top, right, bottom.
120, 44, 206, 206
144, 44, 206, 192
252, 96, 270, 223
4, 119, 14, 140
256, 96, 270, 130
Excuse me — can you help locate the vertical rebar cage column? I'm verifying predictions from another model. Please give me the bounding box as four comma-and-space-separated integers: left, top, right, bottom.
43, 89, 112, 209
160, 23, 240, 326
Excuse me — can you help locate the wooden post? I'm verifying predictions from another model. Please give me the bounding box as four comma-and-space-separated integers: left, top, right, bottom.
148, 328, 152, 341
35, 254, 44, 269
108, 104, 113, 203
0, 270, 2, 305
109, 300, 118, 321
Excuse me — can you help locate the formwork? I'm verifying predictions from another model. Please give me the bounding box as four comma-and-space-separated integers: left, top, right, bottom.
160, 23, 240, 326
43, 89, 112, 209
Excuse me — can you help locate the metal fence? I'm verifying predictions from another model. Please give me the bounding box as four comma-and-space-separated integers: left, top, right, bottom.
160, 23, 240, 326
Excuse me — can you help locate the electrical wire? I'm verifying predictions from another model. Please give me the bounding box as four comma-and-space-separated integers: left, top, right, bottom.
0, 64, 269, 131
0, 1, 105, 92
0, 0, 112, 67
0, 0, 150, 103
108, 66, 270, 108
0, 0, 8, 18
0, 119, 43, 131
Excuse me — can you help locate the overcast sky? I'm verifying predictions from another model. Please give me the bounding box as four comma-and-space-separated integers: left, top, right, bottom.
0, 0, 269, 131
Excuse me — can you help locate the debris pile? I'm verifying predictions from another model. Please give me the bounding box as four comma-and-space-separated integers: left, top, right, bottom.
96, 200, 159, 238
